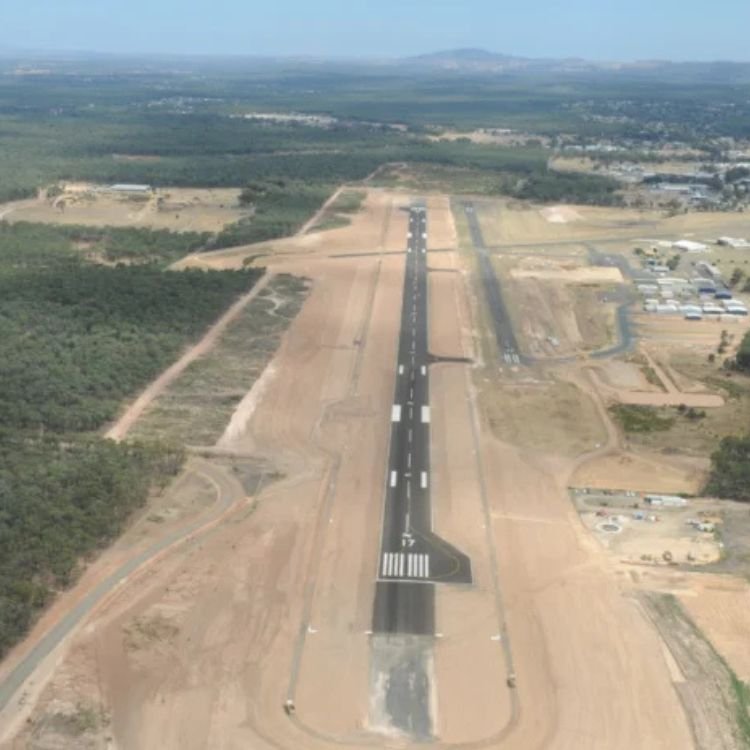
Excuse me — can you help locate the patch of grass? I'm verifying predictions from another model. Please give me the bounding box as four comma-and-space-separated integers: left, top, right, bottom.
310, 214, 351, 232
642, 365, 665, 390
609, 404, 675, 433
705, 374, 750, 400
730, 673, 750, 746
328, 189, 366, 214
131, 274, 309, 446
642, 593, 750, 749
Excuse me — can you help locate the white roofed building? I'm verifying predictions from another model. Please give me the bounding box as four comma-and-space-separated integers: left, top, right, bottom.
674, 240, 709, 253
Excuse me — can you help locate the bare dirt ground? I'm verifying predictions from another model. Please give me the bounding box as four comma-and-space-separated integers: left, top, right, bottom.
680, 577, 750, 682
500, 271, 617, 358
7, 189, 747, 749
176, 188, 410, 271
575, 492, 723, 566
474, 196, 750, 248
0, 186, 248, 232
429, 129, 551, 148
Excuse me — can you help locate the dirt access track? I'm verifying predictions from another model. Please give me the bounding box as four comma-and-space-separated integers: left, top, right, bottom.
1, 189, 695, 748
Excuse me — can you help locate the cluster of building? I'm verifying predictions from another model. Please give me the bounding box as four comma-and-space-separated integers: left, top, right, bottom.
638, 260, 747, 320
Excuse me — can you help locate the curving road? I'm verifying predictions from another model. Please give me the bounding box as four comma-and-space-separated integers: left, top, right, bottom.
0, 459, 245, 720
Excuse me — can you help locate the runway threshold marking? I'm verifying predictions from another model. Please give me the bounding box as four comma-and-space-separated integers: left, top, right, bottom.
380, 552, 431, 579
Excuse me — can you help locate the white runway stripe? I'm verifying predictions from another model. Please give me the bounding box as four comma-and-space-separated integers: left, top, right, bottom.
380, 552, 431, 579
390, 471, 397, 488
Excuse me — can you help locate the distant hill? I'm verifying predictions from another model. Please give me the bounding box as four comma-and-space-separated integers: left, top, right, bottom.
400, 48, 750, 82
404, 48, 531, 72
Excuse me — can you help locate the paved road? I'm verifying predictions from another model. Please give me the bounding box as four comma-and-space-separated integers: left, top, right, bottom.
372, 206, 472, 638
459, 200, 525, 367
0, 460, 245, 720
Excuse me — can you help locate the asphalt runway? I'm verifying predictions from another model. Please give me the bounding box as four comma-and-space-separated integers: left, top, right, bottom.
460, 201, 525, 366
372, 206, 472, 637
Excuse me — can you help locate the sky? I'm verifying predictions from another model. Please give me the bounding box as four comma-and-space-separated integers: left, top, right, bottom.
1, 0, 749, 62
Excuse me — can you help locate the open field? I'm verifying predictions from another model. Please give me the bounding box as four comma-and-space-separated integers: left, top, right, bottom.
498, 256, 621, 358
0, 185, 249, 232
430, 128, 551, 147
474, 197, 750, 248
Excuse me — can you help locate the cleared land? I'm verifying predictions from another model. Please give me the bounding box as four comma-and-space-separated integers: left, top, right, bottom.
474, 198, 750, 248
1, 185, 249, 232
128, 274, 309, 446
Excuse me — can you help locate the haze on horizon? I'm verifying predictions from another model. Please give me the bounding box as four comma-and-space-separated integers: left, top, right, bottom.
2, 0, 749, 63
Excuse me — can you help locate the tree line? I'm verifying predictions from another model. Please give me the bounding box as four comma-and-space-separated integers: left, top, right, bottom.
0, 222, 263, 656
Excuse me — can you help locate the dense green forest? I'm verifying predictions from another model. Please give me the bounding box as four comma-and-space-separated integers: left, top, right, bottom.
0, 223, 259, 431
0, 222, 262, 656
0, 436, 185, 656
0, 69, 631, 213
734, 330, 750, 372
72, 225, 209, 264
705, 436, 750, 502
214, 180, 332, 247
